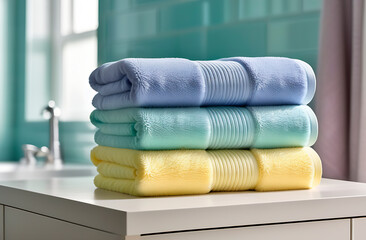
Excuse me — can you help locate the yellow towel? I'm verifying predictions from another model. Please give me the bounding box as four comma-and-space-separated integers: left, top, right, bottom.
91, 146, 322, 196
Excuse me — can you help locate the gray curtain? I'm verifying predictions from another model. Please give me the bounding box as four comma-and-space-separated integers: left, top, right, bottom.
315, 0, 366, 181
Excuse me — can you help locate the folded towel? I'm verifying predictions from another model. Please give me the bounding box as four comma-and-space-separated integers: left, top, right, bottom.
90, 105, 318, 150
89, 57, 316, 110
91, 146, 322, 196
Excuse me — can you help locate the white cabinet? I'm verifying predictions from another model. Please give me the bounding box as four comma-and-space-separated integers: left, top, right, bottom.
138, 219, 350, 240
352, 217, 366, 240
1, 178, 366, 239
4, 207, 120, 240
0, 205, 3, 240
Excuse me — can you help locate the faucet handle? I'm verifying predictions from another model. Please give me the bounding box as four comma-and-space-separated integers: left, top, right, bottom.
36, 146, 50, 157
20, 144, 49, 166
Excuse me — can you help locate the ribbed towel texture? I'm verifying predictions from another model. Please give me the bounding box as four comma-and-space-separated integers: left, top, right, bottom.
90, 57, 316, 110
89, 56, 322, 197
91, 105, 318, 150
91, 146, 322, 196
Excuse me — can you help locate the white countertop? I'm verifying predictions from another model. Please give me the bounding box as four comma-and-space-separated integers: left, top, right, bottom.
1, 177, 366, 235
0, 162, 97, 180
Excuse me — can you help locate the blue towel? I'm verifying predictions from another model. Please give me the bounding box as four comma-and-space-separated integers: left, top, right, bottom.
90, 105, 318, 150
90, 57, 316, 110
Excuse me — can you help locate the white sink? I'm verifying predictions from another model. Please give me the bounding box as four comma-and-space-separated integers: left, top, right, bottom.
0, 162, 97, 181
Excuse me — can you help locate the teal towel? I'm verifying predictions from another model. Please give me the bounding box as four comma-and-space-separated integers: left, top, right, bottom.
90, 106, 318, 150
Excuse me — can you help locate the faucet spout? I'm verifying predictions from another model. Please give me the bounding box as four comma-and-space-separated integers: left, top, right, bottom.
42, 100, 63, 166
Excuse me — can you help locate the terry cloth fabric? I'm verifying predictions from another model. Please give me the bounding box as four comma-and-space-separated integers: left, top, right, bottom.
91, 146, 322, 196
90, 57, 316, 110
90, 105, 318, 150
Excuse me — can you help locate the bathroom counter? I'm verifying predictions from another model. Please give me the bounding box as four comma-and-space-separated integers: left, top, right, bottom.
1, 178, 366, 239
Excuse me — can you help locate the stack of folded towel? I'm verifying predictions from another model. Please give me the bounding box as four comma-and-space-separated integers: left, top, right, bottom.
89, 57, 322, 196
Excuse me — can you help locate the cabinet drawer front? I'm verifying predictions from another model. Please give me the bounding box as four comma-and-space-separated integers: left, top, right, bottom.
352, 217, 366, 239
5, 207, 120, 240
140, 219, 350, 240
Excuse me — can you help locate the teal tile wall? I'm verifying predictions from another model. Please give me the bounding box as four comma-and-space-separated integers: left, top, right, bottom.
239, 0, 267, 19
209, 0, 239, 25
269, 0, 302, 16
268, 15, 320, 53
160, 1, 204, 32
0, 0, 16, 160
111, 9, 157, 41
99, 0, 322, 72
206, 21, 267, 58
303, 0, 322, 11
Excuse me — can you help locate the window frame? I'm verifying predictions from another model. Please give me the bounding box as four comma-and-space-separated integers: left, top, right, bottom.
50, 0, 97, 121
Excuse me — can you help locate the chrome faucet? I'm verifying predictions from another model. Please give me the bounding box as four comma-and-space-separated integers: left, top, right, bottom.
42, 100, 63, 166
21, 101, 63, 167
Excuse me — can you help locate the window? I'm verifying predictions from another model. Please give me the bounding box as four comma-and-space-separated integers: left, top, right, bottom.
57, 0, 98, 121
26, 0, 98, 121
